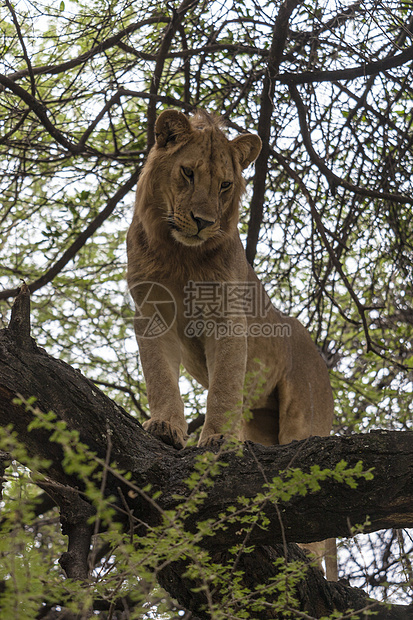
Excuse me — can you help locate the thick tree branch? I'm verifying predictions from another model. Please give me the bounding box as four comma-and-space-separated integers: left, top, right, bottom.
8, 282, 31, 348
245, 0, 301, 265
279, 44, 413, 85
38, 481, 95, 581
146, 0, 199, 150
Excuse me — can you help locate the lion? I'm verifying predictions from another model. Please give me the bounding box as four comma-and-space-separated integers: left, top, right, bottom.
126, 109, 336, 579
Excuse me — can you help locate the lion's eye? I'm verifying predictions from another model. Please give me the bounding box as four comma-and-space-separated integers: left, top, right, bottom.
181, 167, 194, 181
221, 181, 232, 191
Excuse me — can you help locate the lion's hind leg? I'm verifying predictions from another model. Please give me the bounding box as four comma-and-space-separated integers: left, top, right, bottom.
242, 405, 338, 581
324, 537, 338, 581
241, 407, 279, 446
300, 539, 338, 581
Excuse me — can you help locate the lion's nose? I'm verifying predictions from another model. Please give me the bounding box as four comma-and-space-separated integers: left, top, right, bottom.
191, 212, 215, 232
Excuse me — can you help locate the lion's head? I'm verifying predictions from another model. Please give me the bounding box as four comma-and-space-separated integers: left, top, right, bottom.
136, 110, 261, 248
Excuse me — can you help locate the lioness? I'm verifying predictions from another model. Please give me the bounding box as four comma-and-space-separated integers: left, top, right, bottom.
127, 109, 336, 578
127, 108, 333, 449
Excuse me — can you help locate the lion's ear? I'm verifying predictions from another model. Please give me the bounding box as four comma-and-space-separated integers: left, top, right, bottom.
155, 110, 192, 148
231, 134, 262, 169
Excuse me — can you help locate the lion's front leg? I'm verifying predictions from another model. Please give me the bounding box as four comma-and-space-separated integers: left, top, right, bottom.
198, 327, 247, 447
138, 332, 188, 450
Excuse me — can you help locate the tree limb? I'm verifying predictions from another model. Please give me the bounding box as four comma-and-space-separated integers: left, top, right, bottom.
146, 0, 200, 150
245, 0, 301, 265
279, 44, 413, 85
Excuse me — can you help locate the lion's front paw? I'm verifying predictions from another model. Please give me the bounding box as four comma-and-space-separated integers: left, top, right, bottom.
143, 419, 187, 450
198, 433, 225, 449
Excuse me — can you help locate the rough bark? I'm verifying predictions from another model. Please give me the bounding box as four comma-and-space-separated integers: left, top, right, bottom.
1, 287, 413, 618
158, 546, 413, 619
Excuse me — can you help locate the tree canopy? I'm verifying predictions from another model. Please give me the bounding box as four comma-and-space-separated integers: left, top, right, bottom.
0, 0, 412, 618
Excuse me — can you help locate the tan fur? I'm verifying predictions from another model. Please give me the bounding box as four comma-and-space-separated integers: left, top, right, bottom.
127, 109, 336, 578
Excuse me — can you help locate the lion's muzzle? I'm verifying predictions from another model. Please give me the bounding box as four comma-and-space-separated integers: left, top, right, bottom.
191, 212, 215, 232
